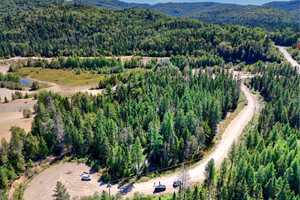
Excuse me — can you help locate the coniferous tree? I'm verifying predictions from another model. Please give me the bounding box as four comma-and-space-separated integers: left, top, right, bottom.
52, 181, 70, 200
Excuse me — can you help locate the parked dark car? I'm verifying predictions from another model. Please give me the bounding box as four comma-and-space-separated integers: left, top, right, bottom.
154, 185, 166, 192
173, 180, 182, 188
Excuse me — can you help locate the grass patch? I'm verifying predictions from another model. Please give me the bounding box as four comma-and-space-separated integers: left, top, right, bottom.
15, 67, 149, 87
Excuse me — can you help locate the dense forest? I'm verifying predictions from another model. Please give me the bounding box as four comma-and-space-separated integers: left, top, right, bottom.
0, 1, 299, 199
265, 0, 299, 12
0, 3, 291, 63
188, 5, 299, 30
81, 62, 300, 200
0, 0, 63, 17
73, 0, 299, 29
73, 0, 299, 17
0, 64, 241, 198
73, 0, 244, 17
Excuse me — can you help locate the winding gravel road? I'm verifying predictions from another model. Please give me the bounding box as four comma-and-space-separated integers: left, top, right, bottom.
23, 82, 259, 199
276, 46, 300, 73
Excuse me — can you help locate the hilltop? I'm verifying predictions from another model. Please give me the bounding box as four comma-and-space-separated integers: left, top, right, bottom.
72, 0, 245, 16
72, 0, 299, 29
188, 5, 299, 29
265, 0, 299, 12
0, 3, 284, 63
0, 0, 63, 17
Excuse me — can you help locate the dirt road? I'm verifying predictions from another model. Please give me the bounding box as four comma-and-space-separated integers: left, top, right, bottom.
276, 46, 300, 73
23, 83, 259, 200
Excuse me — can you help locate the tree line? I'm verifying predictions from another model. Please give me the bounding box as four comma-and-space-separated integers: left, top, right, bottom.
0, 3, 289, 63
0, 72, 23, 90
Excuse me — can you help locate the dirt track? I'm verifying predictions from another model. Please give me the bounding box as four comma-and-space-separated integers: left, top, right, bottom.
23, 83, 259, 200
276, 46, 300, 73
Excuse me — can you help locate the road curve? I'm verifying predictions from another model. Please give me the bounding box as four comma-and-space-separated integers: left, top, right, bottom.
276, 46, 300, 73
107, 83, 259, 197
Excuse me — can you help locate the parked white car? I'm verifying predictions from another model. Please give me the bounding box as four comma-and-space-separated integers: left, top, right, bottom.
81, 174, 92, 181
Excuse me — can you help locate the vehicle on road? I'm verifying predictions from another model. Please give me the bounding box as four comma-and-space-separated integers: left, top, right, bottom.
173, 180, 182, 188
154, 184, 166, 192
81, 174, 92, 181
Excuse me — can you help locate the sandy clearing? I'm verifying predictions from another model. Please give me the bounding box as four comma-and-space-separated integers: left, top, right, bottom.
24, 162, 102, 200
0, 63, 10, 75
23, 83, 259, 200
0, 98, 36, 141
0, 88, 34, 101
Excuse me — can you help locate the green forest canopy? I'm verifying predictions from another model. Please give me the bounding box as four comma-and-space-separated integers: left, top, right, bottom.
0, 64, 241, 195
73, 0, 299, 29
80, 62, 300, 200
1, 3, 297, 63
0, 0, 63, 17
188, 5, 299, 30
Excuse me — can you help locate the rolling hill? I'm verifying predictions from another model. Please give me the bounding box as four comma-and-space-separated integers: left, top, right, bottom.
71, 0, 299, 29
0, 3, 283, 63
0, 0, 64, 17
72, 0, 247, 16
72, 0, 299, 17
265, 0, 299, 12
188, 5, 300, 29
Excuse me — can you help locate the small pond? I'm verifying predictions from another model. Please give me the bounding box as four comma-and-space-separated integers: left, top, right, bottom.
21, 79, 34, 86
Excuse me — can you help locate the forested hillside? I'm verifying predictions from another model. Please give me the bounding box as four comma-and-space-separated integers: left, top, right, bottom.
0, 64, 241, 194
0, 0, 63, 17
72, 0, 244, 17
266, 0, 299, 12
72, 0, 299, 29
188, 5, 299, 30
85, 62, 300, 200
0, 3, 288, 63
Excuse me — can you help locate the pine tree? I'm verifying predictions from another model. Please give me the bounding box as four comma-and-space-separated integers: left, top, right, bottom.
52, 181, 70, 200
132, 137, 143, 174
205, 159, 216, 200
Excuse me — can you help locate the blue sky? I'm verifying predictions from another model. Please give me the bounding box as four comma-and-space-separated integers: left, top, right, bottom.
122, 0, 291, 5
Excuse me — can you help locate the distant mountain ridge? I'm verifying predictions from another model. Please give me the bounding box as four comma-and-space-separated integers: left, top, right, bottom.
71, 0, 299, 29
265, 0, 299, 12
0, 0, 64, 17
72, 0, 248, 16
72, 0, 299, 16
188, 5, 299, 29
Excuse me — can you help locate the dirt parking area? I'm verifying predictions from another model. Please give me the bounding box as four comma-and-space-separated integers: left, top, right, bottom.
23, 162, 104, 200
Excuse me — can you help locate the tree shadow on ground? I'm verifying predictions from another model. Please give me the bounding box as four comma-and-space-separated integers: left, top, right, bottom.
118, 183, 134, 195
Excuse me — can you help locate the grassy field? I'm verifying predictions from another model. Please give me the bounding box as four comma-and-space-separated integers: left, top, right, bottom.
15, 67, 149, 87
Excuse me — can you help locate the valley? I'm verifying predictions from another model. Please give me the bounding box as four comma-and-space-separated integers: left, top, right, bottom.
0, 1, 299, 200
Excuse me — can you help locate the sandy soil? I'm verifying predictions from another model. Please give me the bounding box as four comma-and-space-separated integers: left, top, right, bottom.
23, 83, 259, 200
0, 88, 34, 101
0, 98, 36, 141
0, 62, 103, 142
0, 63, 10, 75
24, 162, 102, 200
